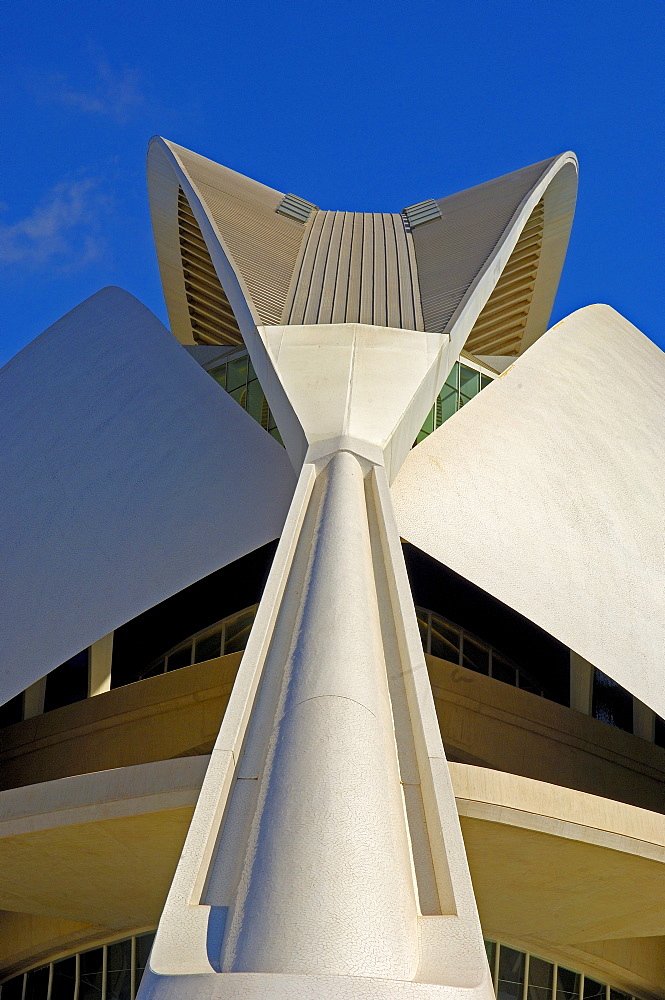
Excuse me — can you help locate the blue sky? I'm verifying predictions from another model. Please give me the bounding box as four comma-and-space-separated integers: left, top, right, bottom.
1, 0, 663, 365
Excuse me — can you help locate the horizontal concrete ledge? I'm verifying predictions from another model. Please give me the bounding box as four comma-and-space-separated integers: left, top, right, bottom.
450, 762, 665, 856
1, 757, 664, 862
0, 756, 210, 836
139, 968, 492, 999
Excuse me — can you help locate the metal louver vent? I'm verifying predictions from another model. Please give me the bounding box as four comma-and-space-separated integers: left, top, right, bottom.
464, 198, 545, 356
402, 199, 443, 229
276, 193, 318, 224
177, 189, 244, 346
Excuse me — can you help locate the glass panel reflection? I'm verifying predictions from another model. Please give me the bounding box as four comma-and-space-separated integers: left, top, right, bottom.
79, 947, 104, 999
51, 956, 77, 999
592, 669, 633, 733
459, 364, 480, 400
246, 379, 265, 425
194, 630, 222, 663
528, 956, 553, 1000
429, 616, 460, 663
556, 967, 581, 1000
24, 966, 49, 999
106, 939, 131, 1000
209, 365, 226, 389
224, 609, 255, 654
135, 933, 156, 993
438, 385, 458, 424
583, 979, 606, 1000
226, 356, 248, 392
492, 652, 517, 686
462, 635, 489, 675
0, 977, 25, 1000
497, 945, 525, 1000
167, 645, 192, 672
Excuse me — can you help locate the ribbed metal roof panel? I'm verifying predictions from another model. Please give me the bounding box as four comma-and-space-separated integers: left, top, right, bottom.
285, 210, 424, 329
412, 157, 556, 334
169, 143, 310, 327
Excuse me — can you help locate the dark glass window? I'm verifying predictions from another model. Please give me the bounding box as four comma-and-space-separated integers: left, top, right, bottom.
556, 967, 580, 1000
51, 956, 77, 999
0, 976, 25, 1000
492, 652, 517, 686
497, 945, 525, 1000
140, 658, 164, 681
430, 616, 460, 663
79, 947, 104, 999
528, 956, 553, 1000
583, 978, 606, 1000
592, 669, 633, 733
194, 630, 222, 663
462, 635, 490, 675
44, 650, 89, 712
655, 714, 665, 748
166, 645, 192, 672
609, 991, 630, 1000
135, 933, 155, 991
106, 939, 132, 1000
224, 609, 255, 654
0, 692, 23, 728
24, 966, 49, 999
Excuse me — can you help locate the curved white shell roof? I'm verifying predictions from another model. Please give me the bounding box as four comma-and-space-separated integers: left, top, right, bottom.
0, 287, 296, 704
392, 304, 665, 716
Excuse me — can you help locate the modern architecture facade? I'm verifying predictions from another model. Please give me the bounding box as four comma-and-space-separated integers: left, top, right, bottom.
0, 139, 663, 1000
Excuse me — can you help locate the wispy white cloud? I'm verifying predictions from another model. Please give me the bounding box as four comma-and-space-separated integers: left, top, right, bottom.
0, 178, 109, 271
42, 59, 144, 123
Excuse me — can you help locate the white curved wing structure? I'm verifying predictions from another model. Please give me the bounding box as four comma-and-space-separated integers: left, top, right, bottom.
392, 304, 665, 716
0, 287, 296, 706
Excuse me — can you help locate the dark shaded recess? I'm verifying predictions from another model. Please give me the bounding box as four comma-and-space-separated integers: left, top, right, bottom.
0, 692, 23, 728
402, 542, 570, 706
44, 650, 89, 712
111, 540, 278, 688
592, 669, 633, 733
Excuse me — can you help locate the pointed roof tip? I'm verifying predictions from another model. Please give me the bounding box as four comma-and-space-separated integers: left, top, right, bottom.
432, 150, 577, 207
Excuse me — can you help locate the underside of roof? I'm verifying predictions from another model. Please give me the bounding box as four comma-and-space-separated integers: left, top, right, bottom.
147, 139, 577, 359
391, 304, 665, 718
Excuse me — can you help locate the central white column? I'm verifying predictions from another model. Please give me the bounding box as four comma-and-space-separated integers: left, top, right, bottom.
139, 324, 494, 1000
222, 450, 419, 976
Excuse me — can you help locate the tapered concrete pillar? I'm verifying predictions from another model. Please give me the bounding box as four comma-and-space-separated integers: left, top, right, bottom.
139, 324, 494, 1000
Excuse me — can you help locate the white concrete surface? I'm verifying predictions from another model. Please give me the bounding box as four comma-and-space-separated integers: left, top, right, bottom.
393, 305, 665, 717
0, 287, 296, 706
140, 324, 493, 999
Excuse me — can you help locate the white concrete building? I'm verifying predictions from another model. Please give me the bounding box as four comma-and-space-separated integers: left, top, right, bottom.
0, 140, 663, 1000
